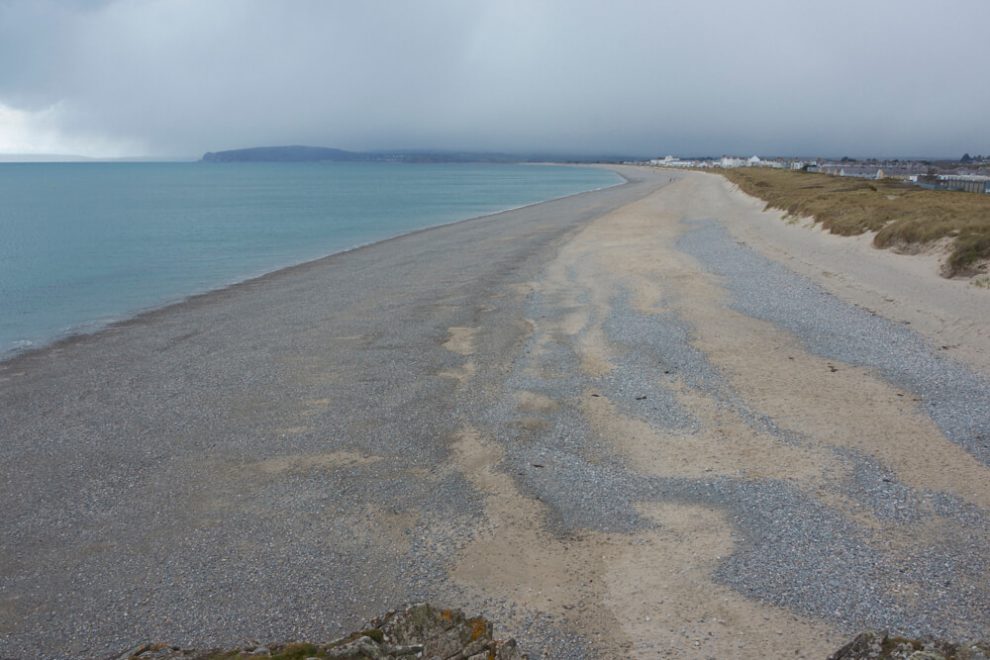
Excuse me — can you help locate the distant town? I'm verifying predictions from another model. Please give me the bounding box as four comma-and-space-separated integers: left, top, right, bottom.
641, 154, 990, 195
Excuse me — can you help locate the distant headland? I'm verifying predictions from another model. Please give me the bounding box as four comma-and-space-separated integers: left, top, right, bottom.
200, 145, 642, 164
201, 145, 366, 163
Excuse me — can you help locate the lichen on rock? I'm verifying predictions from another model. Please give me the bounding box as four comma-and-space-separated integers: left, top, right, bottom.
828, 631, 990, 660
113, 604, 525, 660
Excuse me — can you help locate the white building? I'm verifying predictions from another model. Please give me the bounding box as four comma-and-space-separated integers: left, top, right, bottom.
650, 155, 698, 168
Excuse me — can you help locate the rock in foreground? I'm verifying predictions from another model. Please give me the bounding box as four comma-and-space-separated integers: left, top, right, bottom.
114, 604, 525, 659
829, 631, 990, 660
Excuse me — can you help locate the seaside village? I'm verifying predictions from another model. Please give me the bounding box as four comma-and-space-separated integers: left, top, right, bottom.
645, 154, 990, 195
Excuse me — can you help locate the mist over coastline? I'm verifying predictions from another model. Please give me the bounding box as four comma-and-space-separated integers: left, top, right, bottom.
1, 0, 988, 160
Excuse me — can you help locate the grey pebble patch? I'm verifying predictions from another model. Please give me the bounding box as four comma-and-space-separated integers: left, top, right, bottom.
677, 220, 990, 466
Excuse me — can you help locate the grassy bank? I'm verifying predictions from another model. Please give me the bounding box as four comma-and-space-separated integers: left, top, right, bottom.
718, 168, 990, 276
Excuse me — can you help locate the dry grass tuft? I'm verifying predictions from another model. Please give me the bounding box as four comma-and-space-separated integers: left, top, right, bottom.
719, 168, 990, 277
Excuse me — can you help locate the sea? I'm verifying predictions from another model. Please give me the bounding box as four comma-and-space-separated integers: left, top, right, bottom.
0, 161, 622, 357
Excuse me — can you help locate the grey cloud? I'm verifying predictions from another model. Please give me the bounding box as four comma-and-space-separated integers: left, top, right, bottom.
0, 0, 987, 158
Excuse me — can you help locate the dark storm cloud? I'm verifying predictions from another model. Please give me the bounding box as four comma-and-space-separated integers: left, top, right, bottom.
1, 0, 987, 158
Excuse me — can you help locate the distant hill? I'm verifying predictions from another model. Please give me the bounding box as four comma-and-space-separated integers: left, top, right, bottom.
201, 146, 366, 163
201, 145, 646, 164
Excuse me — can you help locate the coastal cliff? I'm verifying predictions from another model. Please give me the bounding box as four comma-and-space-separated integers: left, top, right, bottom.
199, 145, 640, 163
201, 146, 365, 163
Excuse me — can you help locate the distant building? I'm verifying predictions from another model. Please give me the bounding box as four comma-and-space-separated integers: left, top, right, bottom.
938, 175, 990, 194
832, 166, 885, 179
649, 155, 700, 168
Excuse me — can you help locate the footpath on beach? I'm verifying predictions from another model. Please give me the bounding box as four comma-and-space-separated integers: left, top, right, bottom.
1, 167, 988, 659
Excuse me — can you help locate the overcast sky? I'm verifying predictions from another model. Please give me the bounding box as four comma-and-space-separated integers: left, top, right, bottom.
1, 0, 988, 159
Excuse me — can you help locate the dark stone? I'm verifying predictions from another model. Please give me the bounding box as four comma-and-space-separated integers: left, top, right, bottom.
829, 631, 990, 660
112, 603, 526, 660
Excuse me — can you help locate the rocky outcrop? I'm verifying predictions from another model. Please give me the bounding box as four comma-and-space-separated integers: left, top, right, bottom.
113, 615, 990, 659
114, 604, 524, 659
829, 631, 990, 660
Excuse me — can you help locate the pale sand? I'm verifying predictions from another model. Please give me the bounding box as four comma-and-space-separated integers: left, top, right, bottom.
2, 166, 988, 658
450, 429, 837, 658
447, 168, 989, 656
694, 170, 990, 375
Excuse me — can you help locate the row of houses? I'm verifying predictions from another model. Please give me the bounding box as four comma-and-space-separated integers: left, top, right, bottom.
916, 174, 990, 195
648, 155, 789, 169
646, 155, 990, 194
818, 166, 990, 194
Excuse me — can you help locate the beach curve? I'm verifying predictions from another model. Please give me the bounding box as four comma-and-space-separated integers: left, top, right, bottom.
1, 167, 988, 658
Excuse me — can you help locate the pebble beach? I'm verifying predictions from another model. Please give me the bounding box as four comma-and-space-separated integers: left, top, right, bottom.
1, 167, 988, 659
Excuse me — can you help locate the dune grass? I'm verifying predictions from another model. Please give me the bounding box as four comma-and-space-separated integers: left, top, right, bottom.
718, 168, 990, 276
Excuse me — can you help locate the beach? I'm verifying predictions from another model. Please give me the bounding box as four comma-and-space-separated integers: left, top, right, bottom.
1, 167, 989, 658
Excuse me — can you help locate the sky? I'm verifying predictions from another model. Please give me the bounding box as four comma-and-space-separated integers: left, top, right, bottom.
1, 0, 988, 160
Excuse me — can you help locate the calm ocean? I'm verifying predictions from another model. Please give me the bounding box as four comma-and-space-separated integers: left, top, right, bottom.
0, 161, 621, 357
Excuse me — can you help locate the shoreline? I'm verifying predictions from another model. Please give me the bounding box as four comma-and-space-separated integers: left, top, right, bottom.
675, 167, 990, 375
2, 165, 989, 658
0, 165, 628, 366
0, 166, 671, 657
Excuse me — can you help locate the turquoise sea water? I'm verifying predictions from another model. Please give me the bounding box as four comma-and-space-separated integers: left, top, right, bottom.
0, 162, 621, 356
